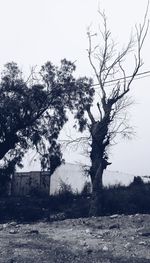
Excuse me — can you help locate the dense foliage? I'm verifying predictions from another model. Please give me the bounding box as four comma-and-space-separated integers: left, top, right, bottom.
0, 60, 93, 189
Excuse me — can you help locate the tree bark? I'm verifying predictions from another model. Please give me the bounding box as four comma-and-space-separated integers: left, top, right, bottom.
89, 160, 104, 216
89, 120, 110, 216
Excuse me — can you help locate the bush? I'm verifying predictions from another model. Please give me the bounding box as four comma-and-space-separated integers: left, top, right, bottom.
129, 176, 144, 187
29, 187, 49, 198
81, 181, 92, 196
102, 181, 150, 215
58, 180, 74, 195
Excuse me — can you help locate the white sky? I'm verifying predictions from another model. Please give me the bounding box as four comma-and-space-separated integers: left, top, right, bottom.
0, 0, 150, 175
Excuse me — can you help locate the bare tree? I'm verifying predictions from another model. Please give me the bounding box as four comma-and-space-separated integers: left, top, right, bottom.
71, 5, 149, 216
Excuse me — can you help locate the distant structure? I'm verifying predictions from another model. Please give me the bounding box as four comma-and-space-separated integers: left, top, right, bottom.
11, 163, 145, 196
11, 171, 50, 196
11, 163, 87, 196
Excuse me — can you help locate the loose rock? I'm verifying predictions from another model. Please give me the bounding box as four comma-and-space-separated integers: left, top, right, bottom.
2, 224, 8, 229
110, 214, 118, 219
86, 248, 93, 254
9, 229, 18, 234
9, 222, 17, 227
102, 245, 109, 251
109, 223, 120, 229
141, 231, 150, 237
139, 241, 146, 245
124, 242, 131, 249
85, 228, 91, 234
28, 230, 39, 234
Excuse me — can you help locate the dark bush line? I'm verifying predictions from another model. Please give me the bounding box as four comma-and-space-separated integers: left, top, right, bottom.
102, 183, 150, 215
0, 179, 150, 222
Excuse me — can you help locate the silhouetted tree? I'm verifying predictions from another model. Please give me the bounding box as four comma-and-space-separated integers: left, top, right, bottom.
0, 60, 91, 190
72, 8, 149, 216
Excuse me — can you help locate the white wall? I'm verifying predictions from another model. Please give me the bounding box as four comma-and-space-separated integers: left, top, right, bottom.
50, 163, 139, 195
50, 163, 90, 194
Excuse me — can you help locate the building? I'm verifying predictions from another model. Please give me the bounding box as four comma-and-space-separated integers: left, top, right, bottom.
11, 162, 146, 196
11, 163, 88, 196
11, 171, 50, 196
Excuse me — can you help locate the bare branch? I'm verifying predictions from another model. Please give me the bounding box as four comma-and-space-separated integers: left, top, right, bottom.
97, 102, 102, 120
86, 106, 96, 124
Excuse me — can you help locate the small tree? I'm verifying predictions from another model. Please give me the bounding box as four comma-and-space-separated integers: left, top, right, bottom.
72, 7, 149, 215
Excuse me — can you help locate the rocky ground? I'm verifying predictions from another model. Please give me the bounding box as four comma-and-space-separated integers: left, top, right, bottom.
0, 214, 150, 263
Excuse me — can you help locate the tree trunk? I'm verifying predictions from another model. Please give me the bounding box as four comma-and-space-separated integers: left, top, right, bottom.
89, 121, 109, 216
89, 159, 104, 216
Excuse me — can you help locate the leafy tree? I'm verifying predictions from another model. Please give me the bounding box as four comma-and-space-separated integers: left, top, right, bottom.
71, 9, 149, 216
0, 60, 91, 192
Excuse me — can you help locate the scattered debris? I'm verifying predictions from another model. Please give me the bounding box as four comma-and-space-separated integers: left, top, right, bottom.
49, 213, 66, 222
139, 241, 147, 245
109, 223, 120, 229
131, 236, 135, 240
0, 214, 150, 262
97, 225, 103, 229
3, 224, 8, 229
27, 230, 39, 234
140, 230, 150, 237
9, 222, 17, 227
110, 214, 118, 219
9, 229, 18, 234
86, 248, 93, 254
85, 228, 91, 234
102, 245, 109, 251
124, 242, 131, 249
82, 241, 87, 247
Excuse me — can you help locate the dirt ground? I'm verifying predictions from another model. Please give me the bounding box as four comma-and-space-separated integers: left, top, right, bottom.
0, 214, 150, 263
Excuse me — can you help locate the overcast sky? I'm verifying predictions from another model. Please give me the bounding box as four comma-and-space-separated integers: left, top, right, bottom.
0, 0, 150, 175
